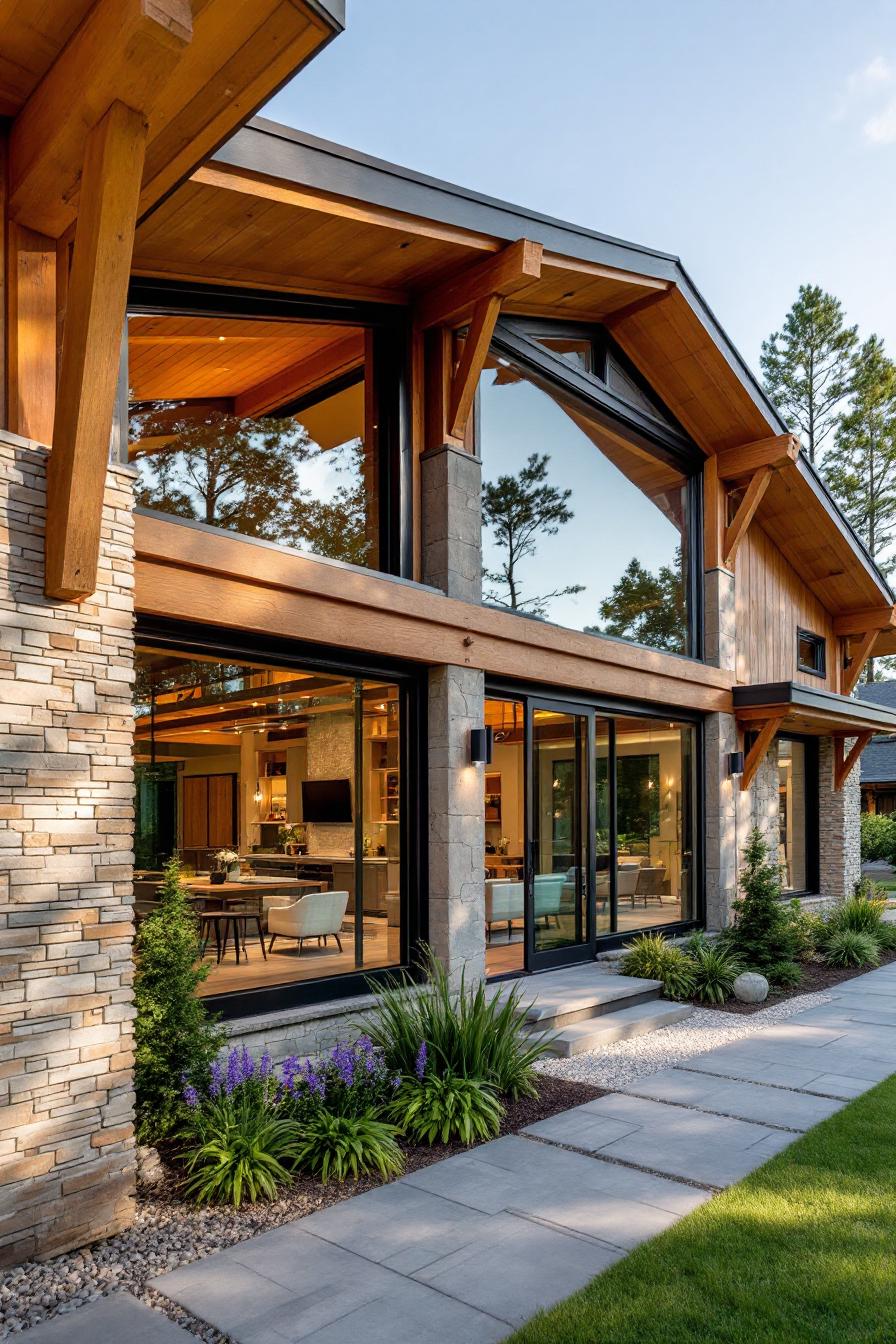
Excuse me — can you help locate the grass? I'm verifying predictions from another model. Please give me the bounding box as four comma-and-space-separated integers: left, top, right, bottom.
510, 1073, 896, 1344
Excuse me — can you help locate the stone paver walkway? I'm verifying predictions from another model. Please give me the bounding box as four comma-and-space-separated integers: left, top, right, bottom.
135, 964, 896, 1344
20, 1292, 192, 1343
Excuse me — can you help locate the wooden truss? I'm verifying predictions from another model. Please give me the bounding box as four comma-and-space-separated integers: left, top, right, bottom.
705, 433, 800, 572
740, 714, 786, 792
833, 733, 874, 792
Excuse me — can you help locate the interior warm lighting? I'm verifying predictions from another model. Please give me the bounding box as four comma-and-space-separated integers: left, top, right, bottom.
253, 780, 263, 804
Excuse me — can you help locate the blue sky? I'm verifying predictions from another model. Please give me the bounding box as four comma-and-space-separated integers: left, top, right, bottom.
265, 0, 896, 379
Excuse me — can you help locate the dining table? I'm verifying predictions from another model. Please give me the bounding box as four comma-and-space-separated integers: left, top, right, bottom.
180, 876, 325, 966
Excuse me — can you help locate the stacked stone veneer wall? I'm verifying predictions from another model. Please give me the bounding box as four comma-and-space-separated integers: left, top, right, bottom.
0, 433, 136, 1266
818, 735, 861, 903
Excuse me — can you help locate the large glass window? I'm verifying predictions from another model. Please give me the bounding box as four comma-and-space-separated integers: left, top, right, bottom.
128, 313, 391, 572
778, 737, 810, 893
133, 645, 405, 1001
478, 325, 697, 654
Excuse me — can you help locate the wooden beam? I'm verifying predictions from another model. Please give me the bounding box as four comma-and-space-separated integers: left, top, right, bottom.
715, 434, 800, 480
833, 606, 896, 637
45, 102, 148, 601
8, 0, 191, 237
233, 334, 365, 419
448, 295, 502, 440
833, 732, 874, 791
415, 238, 543, 330
703, 451, 724, 572
5, 222, 56, 443
740, 715, 786, 792
190, 164, 499, 255
723, 466, 773, 569
842, 628, 879, 696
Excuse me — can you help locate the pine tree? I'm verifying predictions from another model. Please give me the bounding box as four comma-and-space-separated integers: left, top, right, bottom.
133, 857, 225, 1142
760, 285, 858, 464
824, 336, 896, 680
588, 548, 687, 653
725, 828, 796, 970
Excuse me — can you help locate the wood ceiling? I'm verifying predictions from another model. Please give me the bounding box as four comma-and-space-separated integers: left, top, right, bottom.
128, 315, 362, 402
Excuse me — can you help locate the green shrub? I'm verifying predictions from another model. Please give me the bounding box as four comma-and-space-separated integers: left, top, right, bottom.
823, 929, 880, 969
765, 959, 804, 988
292, 1112, 404, 1183
875, 921, 896, 952
278, 1038, 400, 1122
827, 892, 887, 940
688, 943, 744, 1004
620, 933, 696, 1001
724, 829, 797, 971
783, 899, 827, 960
134, 857, 225, 1143
181, 1051, 299, 1206
360, 947, 550, 1100
389, 1072, 503, 1145
860, 811, 896, 862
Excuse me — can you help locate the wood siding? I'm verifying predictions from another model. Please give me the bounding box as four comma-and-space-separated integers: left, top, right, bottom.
735, 522, 841, 691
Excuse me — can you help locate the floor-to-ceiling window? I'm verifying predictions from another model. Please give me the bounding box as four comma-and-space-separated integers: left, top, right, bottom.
133, 630, 419, 1014
484, 690, 699, 978
777, 736, 817, 894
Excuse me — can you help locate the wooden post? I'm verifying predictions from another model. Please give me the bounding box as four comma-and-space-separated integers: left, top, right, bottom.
45, 102, 148, 601
6, 223, 56, 444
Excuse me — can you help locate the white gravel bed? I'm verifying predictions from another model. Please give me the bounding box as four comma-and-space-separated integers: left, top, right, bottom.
534, 989, 833, 1088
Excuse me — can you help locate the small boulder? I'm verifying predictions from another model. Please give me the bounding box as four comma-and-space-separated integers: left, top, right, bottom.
733, 971, 769, 1004
136, 1144, 164, 1187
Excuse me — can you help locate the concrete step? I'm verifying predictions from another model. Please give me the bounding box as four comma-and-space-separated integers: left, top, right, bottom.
543, 999, 693, 1058
517, 971, 663, 1032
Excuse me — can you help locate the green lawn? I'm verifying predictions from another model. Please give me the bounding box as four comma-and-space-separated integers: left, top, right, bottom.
510, 1074, 896, 1344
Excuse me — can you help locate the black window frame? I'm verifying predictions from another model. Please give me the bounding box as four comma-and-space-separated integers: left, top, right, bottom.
126, 277, 413, 580
796, 628, 827, 679
133, 614, 428, 1021
479, 315, 705, 661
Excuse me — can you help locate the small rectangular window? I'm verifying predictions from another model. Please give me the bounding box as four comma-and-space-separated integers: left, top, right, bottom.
797, 629, 826, 678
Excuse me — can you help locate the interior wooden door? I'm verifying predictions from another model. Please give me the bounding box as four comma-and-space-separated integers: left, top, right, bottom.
207, 775, 237, 848
182, 776, 209, 848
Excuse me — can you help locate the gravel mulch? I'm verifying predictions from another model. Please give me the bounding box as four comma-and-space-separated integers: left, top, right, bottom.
535, 988, 833, 1090
0, 1075, 599, 1340
705, 948, 896, 1014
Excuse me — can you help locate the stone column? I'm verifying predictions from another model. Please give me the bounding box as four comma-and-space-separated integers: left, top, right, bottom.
818, 736, 861, 903
421, 442, 482, 601
0, 432, 137, 1265
427, 666, 486, 987
702, 565, 747, 928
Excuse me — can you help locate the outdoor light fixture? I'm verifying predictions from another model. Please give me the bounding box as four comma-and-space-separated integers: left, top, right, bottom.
728, 751, 745, 776
469, 727, 493, 765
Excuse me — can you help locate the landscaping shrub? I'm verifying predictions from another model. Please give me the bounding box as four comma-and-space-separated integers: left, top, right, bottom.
823, 929, 880, 968
826, 890, 887, 940
783, 899, 827, 960
687, 942, 744, 1004
361, 947, 550, 1099
278, 1038, 401, 1122
860, 810, 896, 862
619, 933, 696, 1001
875, 921, 896, 952
765, 959, 803, 989
181, 1047, 300, 1207
722, 828, 797, 971
134, 857, 225, 1142
389, 1070, 503, 1145
291, 1112, 404, 1183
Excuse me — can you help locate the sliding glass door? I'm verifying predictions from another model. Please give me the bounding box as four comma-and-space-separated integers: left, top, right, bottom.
528, 701, 594, 970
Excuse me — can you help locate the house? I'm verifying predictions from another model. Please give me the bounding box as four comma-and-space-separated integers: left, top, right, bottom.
3, 0, 896, 1268
856, 682, 896, 813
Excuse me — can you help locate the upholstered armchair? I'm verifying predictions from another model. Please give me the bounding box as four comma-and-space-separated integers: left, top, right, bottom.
267, 890, 349, 954
485, 879, 524, 940
533, 873, 568, 926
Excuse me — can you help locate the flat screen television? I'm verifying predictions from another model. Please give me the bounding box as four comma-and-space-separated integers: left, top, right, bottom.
301, 778, 353, 823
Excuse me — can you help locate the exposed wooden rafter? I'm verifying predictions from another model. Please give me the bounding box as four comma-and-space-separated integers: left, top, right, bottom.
9, 0, 192, 237
740, 714, 786, 792
45, 102, 148, 601
833, 606, 896, 638
415, 238, 543, 330
448, 295, 502, 440
833, 732, 874, 791
842, 629, 880, 697
715, 433, 800, 481
723, 466, 773, 570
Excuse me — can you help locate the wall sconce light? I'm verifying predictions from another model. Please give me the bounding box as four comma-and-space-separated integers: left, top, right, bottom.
253, 779, 264, 803
469, 727, 493, 765
727, 751, 745, 777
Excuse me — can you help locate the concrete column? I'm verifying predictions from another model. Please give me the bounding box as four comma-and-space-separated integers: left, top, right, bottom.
0, 432, 137, 1265
818, 736, 861, 903
421, 443, 482, 602
427, 665, 486, 987
703, 565, 745, 928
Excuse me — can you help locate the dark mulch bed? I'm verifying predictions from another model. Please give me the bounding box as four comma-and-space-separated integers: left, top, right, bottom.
148, 1075, 603, 1217
703, 947, 896, 1015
